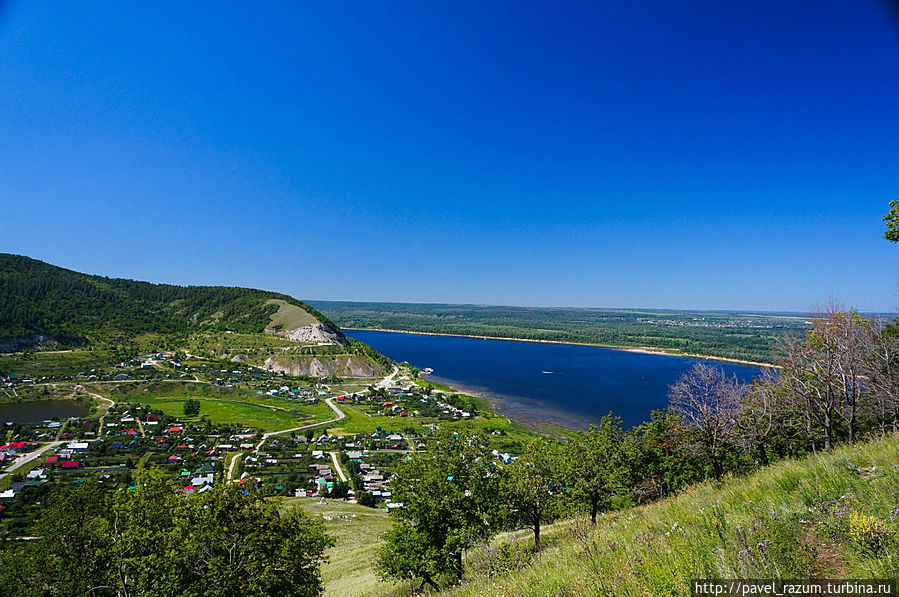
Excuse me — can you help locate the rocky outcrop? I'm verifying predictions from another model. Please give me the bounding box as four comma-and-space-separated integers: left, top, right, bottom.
263, 355, 380, 378
272, 323, 345, 345
0, 335, 52, 353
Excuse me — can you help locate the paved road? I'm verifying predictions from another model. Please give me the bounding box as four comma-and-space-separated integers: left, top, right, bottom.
0, 441, 65, 482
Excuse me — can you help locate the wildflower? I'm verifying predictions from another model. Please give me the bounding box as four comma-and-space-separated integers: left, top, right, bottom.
847, 511, 889, 550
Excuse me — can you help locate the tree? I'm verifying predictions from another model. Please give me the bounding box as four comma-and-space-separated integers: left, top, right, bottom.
562, 415, 629, 524
377, 429, 503, 589
355, 490, 377, 508
503, 437, 564, 551
778, 303, 872, 451
177, 484, 333, 597
668, 363, 744, 480
884, 199, 899, 242
184, 398, 201, 416
0, 481, 113, 596
735, 368, 793, 467
862, 321, 899, 433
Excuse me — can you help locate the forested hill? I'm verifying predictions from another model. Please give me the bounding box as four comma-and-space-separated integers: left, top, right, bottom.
0, 254, 342, 349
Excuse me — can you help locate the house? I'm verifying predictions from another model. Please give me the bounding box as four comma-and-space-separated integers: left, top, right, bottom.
60, 461, 79, 469
45, 455, 58, 464
67, 441, 89, 453
191, 474, 214, 487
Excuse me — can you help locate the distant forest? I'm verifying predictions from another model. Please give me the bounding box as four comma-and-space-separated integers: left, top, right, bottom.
0, 254, 339, 347
311, 301, 813, 363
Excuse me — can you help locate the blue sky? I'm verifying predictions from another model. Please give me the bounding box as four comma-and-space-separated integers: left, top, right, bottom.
1, 1, 897, 312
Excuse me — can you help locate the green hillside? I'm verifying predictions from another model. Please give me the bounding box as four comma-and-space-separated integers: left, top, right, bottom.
340, 433, 899, 596
0, 253, 341, 348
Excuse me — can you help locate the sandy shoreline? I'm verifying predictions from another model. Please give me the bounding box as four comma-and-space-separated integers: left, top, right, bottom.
342, 327, 775, 368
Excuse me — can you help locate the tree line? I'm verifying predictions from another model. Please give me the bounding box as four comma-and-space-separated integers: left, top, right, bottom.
377, 302, 899, 591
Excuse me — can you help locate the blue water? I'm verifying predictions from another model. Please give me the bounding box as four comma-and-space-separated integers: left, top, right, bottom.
348, 329, 764, 430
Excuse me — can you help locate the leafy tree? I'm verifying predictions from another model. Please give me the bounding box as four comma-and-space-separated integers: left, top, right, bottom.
184, 398, 201, 416
377, 428, 503, 589
502, 437, 564, 551
177, 484, 332, 596
0, 481, 113, 597
355, 490, 377, 508
562, 415, 629, 524
884, 199, 899, 242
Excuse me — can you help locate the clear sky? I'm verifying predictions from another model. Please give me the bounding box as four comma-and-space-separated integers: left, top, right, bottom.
1, 1, 897, 312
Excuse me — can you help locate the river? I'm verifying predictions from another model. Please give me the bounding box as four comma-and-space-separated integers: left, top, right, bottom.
347, 329, 764, 429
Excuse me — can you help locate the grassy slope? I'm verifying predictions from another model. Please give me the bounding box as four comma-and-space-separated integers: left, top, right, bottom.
304, 434, 899, 597
265, 299, 319, 330
443, 434, 899, 597
281, 499, 413, 597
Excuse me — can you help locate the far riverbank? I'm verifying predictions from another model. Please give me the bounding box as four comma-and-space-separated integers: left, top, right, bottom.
342, 327, 776, 369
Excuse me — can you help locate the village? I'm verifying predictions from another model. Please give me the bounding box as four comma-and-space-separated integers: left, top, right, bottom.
0, 353, 513, 537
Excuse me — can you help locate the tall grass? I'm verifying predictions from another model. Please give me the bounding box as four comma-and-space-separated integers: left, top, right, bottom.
442, 434, 899, 596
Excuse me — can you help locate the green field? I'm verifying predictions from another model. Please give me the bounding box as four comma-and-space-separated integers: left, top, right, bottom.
93, 381, 337, 431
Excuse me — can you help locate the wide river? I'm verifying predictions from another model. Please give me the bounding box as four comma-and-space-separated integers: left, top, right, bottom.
348, 329, 764, 429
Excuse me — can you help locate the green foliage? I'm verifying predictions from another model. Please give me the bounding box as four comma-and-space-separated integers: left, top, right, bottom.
0, 480, 113, 596
562, 415, 630, 523
884, 199, 899, 242
355, 490, 378, 508
502, 437, 565, 551
377, 428, 504, 589
183, 398, 201, 416
0, 468, 333, 597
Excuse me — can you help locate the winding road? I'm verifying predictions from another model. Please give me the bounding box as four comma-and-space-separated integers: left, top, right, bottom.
251, 365, 399, 454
